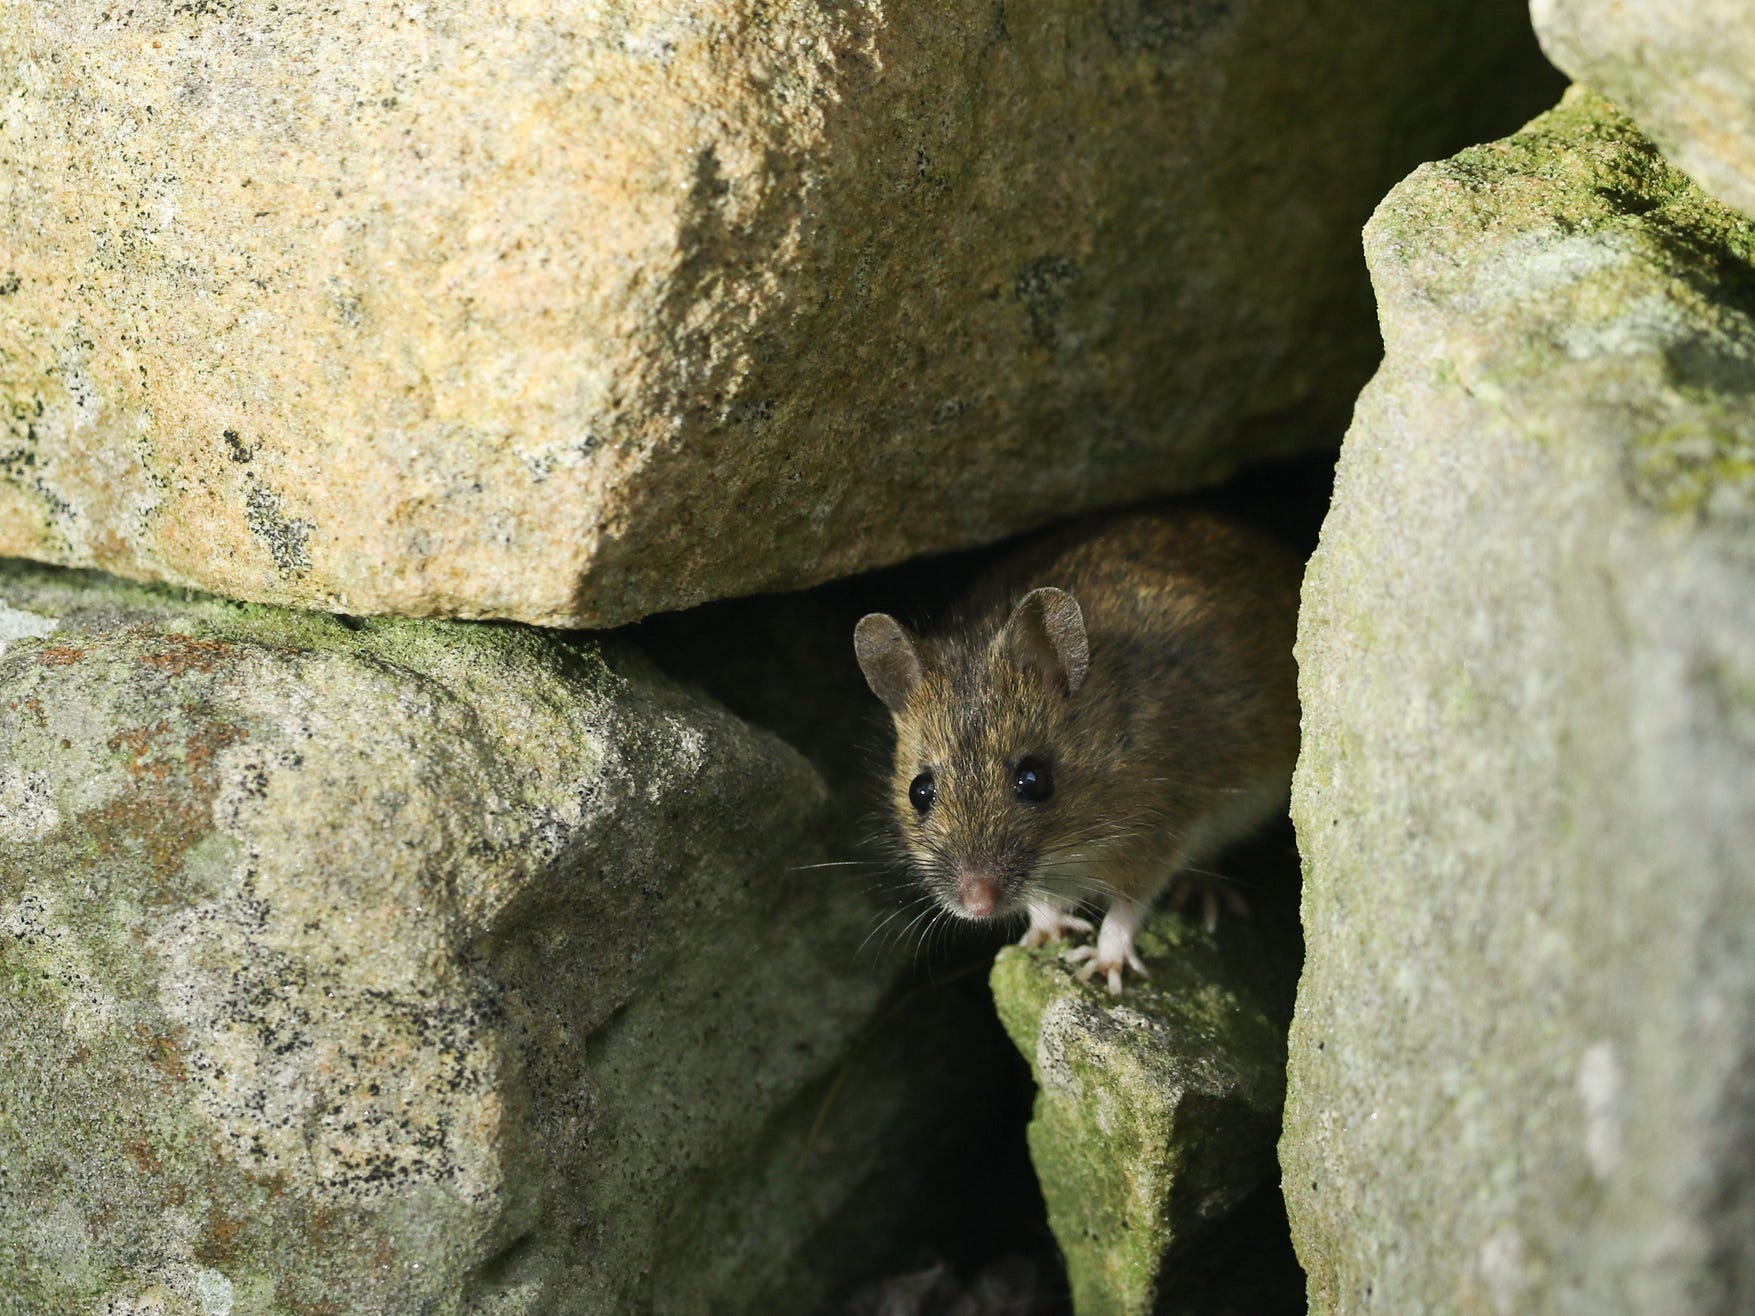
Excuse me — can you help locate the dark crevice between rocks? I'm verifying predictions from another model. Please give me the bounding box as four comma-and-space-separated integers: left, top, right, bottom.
463, 1231, 543, 1306
632, 452, 1336, 1314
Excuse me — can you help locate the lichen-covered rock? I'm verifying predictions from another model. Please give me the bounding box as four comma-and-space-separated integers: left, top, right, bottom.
0, 562, 933, 1314
991, 906, 1298, 1316
1284, 89, 1755, 1315
1533, 0, 1755, 218
0, 0, 1553, 626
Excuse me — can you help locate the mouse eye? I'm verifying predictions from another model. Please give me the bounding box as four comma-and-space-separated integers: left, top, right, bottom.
1014, 757, 1054, 802
908, 772, 937, 813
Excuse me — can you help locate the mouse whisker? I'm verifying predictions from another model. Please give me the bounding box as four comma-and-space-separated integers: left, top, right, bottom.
856, 909, 910, 960
1051, 881, 1123, 906
1175, 863, 1264, 890
912, 911, 951, 972
898, 900, 944, 960
860, 883, 938, 945
1038, 824, 1157, 856
860, 872, 930, 892
1028, 868, 1123, 901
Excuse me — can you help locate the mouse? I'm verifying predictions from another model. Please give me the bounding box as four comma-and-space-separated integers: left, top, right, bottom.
853, 504, 1301, 994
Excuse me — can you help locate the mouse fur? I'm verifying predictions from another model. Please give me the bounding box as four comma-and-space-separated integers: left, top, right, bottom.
854, 505, 1301, 993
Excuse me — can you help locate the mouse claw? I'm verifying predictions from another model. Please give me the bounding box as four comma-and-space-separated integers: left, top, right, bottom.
1020, 906, 1095, 949
1066, 945, 1149, 994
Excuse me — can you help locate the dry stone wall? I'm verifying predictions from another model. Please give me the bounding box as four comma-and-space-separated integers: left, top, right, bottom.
990, 888, 1302, 1316
24, 0, 1754, 1310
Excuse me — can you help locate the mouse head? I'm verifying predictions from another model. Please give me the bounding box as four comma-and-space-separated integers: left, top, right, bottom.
855, 587, 1089, 922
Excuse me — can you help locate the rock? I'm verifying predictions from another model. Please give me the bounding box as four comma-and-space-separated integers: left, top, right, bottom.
1, 1, 1554, 626
1533, 0, 1755, 218
0, 561, 948, 1314
990, 896, 1300, 1316
1284, 89, 1755, 1315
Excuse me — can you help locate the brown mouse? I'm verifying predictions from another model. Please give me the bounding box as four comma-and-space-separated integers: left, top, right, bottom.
853, 505, 1301, 993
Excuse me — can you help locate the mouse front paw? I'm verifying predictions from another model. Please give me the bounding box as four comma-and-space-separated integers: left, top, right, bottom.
1053, 905, 1151, 996
1019, 901, 1095, 949
1168, 874, 1249, 934
1053, 947, 1151, 996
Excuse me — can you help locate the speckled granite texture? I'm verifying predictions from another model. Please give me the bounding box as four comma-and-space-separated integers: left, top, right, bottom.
0, 561, 952, 1315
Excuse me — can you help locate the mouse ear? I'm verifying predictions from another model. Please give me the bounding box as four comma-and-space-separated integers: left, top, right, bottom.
1002, 587, 1088, 695
854, 613, 924, 715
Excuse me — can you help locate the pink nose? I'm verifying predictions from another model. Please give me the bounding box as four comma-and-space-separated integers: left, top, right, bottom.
958, 871, 1001, 918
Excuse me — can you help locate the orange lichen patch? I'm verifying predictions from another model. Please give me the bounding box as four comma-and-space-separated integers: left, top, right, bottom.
135, 631, 246, 677
246, 1169, 294, 1200
3, 695, 48, 727
307, 1202, 339, 1241
108, 720, 181, 785
370, 1233, 398, 1271
87, 716, 249, 894
195, 1207, 249, 1265
135, 1024, 189, 1084
123, 1137, 165, 1176
35, 643, 89, 666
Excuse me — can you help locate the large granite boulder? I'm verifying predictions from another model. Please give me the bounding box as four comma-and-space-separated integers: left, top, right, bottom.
991, 892, 1301, 1316
1284, 89, 1755, 1315
0, 0, 1552, 626
1534, 0, 1755, 218
0, 562, 951, 1314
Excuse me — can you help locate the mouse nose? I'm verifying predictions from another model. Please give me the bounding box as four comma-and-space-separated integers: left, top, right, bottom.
956, 868, 1002, 918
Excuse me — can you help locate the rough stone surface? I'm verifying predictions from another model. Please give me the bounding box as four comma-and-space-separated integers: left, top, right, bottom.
0, 0, 1554, 626
1534, 0, 1755, 219
1284, 89, 1755, 1316
0, 561, 948, 1315
991, 904, 1298, 1316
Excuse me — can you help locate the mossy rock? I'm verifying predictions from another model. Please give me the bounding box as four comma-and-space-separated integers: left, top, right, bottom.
0, 561, 946, 1314
992, 904, 1297, 1316
1284, 89, 1755, 1315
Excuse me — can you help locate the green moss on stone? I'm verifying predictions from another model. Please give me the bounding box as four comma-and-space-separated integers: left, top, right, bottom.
1286, 82, 1755, 1316
991, 910, 1295, 1316
1627, 417, 1755, 516
0, 558, 923, 1314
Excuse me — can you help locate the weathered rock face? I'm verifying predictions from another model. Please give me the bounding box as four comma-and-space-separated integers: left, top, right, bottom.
991, 899, 1300, 1316
0, 562, 948, 1314
0, 0, 1554, 627
1533, 0, 1755, 219
1284, 89, 1755, 1315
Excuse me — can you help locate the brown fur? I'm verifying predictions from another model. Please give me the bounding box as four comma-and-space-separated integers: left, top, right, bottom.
864, 505, 1301, 924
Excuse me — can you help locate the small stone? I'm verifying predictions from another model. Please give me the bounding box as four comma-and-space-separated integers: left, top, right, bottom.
991, 901, 1297, 1316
